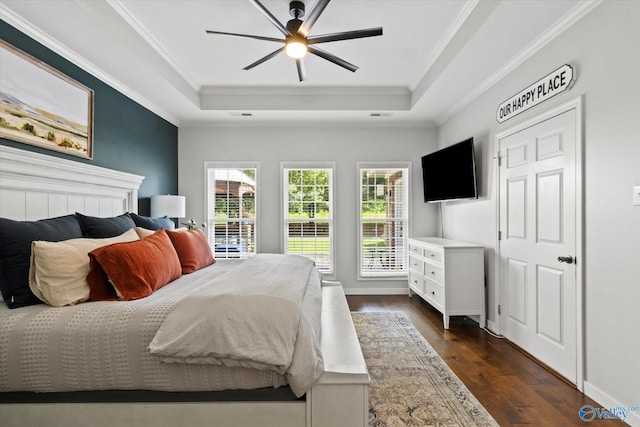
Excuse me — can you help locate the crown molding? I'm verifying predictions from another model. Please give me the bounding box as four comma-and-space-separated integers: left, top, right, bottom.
106, 0, 200, 92
179, 119, 436, 129
199, 86, 410, 97
0, 3, 180, 127
435, 0, 603, 125
412, 0, 479, 91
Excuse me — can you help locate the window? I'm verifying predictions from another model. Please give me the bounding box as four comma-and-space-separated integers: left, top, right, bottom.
205, 162, 258, 259
283, 162, 334, 276
358, 162, 410, 278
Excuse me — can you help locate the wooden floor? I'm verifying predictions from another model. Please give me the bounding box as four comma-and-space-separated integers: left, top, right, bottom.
347, 295, 619, 427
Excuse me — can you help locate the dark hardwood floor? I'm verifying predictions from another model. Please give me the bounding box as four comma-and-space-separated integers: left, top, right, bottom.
347, 295, 618, 426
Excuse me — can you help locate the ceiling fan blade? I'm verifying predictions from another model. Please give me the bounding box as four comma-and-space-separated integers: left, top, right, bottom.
243, 46, 285, 70
308, 27, 383, 44
296, 59, 306, 82
298, 0, 330, 36
308, 45, 358, 72
205, 30, 284, 43
249, 0, 291, 36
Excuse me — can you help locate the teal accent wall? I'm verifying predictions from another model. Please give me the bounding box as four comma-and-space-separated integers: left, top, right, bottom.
0, 20, 178, 215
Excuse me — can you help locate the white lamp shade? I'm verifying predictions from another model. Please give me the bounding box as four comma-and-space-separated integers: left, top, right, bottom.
150, 195, 185, 218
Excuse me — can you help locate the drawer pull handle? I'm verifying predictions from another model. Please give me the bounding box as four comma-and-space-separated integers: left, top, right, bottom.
430, 254, 435, 258
431, 291, 435, 295
430, 271, 435, 275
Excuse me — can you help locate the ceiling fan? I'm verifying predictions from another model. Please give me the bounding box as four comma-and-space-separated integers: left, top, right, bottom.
205, 0, 383, 82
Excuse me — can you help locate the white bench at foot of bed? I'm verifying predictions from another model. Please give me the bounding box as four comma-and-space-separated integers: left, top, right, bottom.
0, 282, 370, 427
308, 281, 370, 427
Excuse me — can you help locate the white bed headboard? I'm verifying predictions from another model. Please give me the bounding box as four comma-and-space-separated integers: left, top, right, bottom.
0, 145, 144, 221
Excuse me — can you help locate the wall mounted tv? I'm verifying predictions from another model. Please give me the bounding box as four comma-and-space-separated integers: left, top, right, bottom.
421, 137, 478, 203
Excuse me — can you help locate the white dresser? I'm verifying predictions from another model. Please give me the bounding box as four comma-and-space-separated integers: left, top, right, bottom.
407, 237, 485, 329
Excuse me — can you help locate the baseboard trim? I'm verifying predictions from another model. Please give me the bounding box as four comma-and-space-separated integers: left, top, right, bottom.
486, 320, 499, 334
343, 287, 408, 296
583, 381, 640, 426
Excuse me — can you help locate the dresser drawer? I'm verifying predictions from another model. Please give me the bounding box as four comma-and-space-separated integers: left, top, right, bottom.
423, 247, 443, 263
408, 272, 425, 294
423, 262, 444, 284
408, 255, 424, 274
424, 279, 444, 307
408, 243, 423, 257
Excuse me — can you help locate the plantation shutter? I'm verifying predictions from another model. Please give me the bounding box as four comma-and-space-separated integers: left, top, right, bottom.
358, 164, 409, 278
206, 163, 257, 259
283, 164, 334, 276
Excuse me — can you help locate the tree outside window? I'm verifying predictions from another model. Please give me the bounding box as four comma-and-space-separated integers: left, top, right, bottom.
284, 165, 334, 275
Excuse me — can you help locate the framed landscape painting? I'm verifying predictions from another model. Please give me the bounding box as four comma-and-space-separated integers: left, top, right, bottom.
0, 40, 94, 159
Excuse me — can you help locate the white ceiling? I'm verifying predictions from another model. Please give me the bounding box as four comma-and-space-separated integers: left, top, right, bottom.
0, 0, 599, 127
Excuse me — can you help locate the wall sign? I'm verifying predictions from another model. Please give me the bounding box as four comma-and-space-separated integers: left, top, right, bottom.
496, 64, 574, 123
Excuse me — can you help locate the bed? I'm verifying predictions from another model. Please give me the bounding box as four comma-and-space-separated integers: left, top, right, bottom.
0, 145, 370, 427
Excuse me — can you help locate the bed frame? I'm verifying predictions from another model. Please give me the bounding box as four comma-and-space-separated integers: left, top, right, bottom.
0, 145, 370, 427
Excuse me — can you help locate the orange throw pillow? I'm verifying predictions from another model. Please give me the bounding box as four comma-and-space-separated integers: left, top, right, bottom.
166, 229, 215, 274
87, 229, 182, 301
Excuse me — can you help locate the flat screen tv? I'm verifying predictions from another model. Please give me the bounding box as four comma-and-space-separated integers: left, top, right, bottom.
421, 137, 478, 203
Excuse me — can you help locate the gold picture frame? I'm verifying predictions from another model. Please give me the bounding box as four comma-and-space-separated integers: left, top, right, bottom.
0, 40, 94, 159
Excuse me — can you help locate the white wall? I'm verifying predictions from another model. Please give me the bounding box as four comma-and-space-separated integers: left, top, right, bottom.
437, 0, 640, 420
179, 125, 438, 293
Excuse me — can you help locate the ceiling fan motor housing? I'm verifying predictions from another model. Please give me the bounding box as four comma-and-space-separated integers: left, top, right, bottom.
286, 19, 304, 34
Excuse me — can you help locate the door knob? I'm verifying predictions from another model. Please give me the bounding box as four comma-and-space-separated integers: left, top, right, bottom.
557, 255, 575, 264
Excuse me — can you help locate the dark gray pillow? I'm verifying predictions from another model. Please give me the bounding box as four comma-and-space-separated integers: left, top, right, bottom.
127, 212, 175, 230
75, 212, 136, 238
0, 215, 83, 309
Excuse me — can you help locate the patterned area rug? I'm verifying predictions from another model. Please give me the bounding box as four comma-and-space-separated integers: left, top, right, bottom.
351, 312, 498, 427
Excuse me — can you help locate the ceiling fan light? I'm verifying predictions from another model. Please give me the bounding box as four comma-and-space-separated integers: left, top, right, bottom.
286, 40, 307, 59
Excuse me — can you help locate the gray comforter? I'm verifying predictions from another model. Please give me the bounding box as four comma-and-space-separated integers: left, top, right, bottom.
149, 254, 324, 397
0, 256, 324, 396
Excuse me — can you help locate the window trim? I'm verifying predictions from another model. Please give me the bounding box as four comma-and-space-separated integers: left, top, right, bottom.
204, 161, 260, 258
281, 161, 336, 279
356, 161, 411, 280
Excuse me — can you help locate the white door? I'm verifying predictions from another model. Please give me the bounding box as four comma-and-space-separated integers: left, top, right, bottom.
498, 102, 581, 385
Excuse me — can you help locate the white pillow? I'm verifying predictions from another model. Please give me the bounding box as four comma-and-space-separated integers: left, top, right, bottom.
134, 226, 155, 238
29, 228, 139, 306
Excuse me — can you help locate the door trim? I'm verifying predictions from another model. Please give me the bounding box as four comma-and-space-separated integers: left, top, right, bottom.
494, 95, 583, 391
